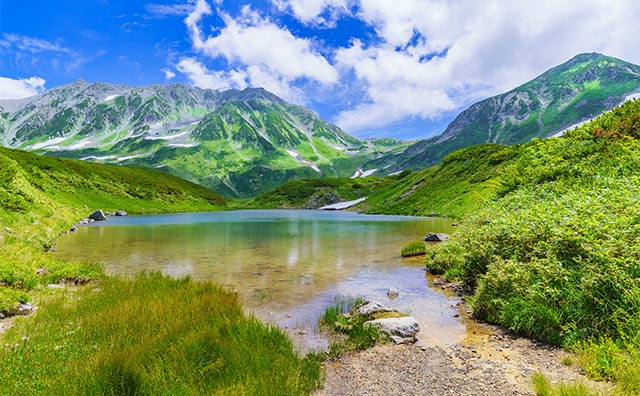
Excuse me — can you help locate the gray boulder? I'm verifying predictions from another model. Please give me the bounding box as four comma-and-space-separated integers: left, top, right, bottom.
89, 210, 107, 221
387, 287, 399, 299
115, 210, 128, 217
355, 301, 397, 317
364, 316, 420, 344
423, 232, 449, 242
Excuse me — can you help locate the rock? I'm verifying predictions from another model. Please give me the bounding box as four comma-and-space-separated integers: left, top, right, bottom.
355, 301, 397, 317
35, 268, 47, 275
423, 233, 449, 242
70, 226, 77, 232
89, 210, 107, 221
78, 219, 90, 225
46, 284, 64, 289
364, 316, 420, 344
115, 210, 128, 216
387, 287, 399, 299
13, 303, 33, 316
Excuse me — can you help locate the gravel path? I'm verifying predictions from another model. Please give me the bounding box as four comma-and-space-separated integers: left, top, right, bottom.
315, 320, 608, 396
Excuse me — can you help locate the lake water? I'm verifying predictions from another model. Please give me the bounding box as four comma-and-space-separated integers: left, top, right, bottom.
55, 209, 466, 350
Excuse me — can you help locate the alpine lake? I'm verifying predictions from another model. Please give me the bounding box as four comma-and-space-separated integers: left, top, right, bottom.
55, 209, 466, 351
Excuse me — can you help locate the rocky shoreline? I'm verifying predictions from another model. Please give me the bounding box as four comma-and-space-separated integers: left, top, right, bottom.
316, 315, 608, 396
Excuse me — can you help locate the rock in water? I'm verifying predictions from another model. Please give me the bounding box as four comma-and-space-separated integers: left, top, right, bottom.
89, 210, 107, 221
364, 316, 420, 344
387, 287, 399, 299
423, 233, 449, 242
355, 301, 397, 317
115, 210, 128, 216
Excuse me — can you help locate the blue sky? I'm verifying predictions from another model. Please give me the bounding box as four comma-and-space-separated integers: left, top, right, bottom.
1, 0, 640, 140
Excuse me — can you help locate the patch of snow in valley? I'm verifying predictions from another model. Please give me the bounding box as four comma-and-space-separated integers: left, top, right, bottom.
551, 120, 591, 138
30, 137, 66, 149
388, 170, 404, 176
67, 139, 92, 150
145, 130, 190, 140
167, 143, 198, 148
310, 164, 321, 173
624, 93, 640, 102
351, 168, 377, 178
114, 154, 143, 162
104, 94, 119, 102
286, 149, 300, 159
319, 197, 367, 210
81, 155, 116, 161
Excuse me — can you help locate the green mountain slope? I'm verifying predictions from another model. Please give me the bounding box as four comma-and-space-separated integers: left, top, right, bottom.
1, 147, 225, 251
371, 53, 640, 172
0, 81, 408, 198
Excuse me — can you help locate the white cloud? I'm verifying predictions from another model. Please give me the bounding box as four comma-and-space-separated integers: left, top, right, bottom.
145, 3, 193, 18
178, 0, 337, 103
163, 69, 176, 80
272, 0, 352, 27
0, 33, 91, 73
0, 76, 45, 100
176, 57, 305, 102
176, 57, 238, 91
186, 2, 337, 83
334, 0, 640, 133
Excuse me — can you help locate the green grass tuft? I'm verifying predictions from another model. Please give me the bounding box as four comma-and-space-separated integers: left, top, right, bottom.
401, 241, 427, 257
0, 272, 321, 395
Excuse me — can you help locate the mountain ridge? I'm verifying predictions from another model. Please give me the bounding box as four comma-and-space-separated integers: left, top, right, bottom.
369, 52, 640, 172
0, 81, 408, 197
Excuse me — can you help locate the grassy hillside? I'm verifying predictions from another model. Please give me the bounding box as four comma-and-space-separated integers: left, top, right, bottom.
251, 143, 518, 219
428, 100, 640, 395
249, 175, 399, 209
0, 148, 321, 395
0, 146, 226, 312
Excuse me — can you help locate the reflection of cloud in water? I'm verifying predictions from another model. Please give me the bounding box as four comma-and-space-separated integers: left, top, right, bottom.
287, 246, 298, 266
163, 260, 195, 278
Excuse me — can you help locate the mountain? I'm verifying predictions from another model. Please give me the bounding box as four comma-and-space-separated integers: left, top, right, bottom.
0, 81, 408, 197
369, 53, 640, 172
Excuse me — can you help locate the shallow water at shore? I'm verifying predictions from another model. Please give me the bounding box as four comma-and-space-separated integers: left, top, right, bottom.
56, 210, 465, 350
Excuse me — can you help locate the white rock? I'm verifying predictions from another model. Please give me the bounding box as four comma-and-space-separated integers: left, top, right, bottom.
355, 301, 397, 317
364, 316, 420, 344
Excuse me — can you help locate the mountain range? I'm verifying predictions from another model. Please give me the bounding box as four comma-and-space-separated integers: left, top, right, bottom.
1, 52, 639, 197
367, 53, 640, 172
0, 82, 408, 197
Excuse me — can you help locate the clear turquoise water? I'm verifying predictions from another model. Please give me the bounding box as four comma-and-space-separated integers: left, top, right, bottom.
56, 210, 465, 350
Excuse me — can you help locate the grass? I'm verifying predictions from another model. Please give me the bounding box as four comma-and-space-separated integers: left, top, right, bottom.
532, 373, 602, 396
401, 241, 427, 257
426, 100, 640, 395
319, 296, 384, 358
0, 148, 323, 395
0, 272, 321, 395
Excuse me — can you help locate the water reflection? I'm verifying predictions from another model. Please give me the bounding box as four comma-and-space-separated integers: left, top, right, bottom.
56, 210, 464, 349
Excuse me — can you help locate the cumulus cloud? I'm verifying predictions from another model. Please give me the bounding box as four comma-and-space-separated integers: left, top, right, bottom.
163, 69, 176, 80
334, 0, 640, 133
272, 0, 352, 27
0, 76, 45, 100
177, 0, 337, 103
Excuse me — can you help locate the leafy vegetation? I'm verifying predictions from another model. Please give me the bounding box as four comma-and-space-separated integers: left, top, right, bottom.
0, 146, 224, 313
532, 372, 601, 396
0, 148, 321, 395
401, 241, 427, 257
0, 272, 321, 395
319, 296, 384, 358
426, 100, 640, 394
366, 52, 640, 174
249, 176, 397, 209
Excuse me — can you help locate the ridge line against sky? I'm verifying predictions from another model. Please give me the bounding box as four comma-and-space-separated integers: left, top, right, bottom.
1, 0, 640, 139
